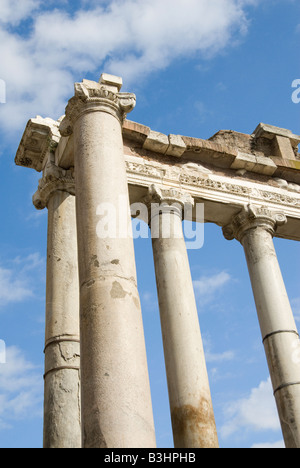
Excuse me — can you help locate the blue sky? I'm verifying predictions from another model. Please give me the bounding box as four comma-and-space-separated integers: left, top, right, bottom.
0, 0, 299, 448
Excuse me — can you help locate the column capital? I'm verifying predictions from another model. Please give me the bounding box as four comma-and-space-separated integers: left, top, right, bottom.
33, 160, 75, 210
143, 184, 194, 223
59, 74, 136, 136
146, 184, 194, 207
223, 204, 287, 242
15, 116, 61, 172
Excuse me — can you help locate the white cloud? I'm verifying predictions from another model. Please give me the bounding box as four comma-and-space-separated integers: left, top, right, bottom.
251, 440, 285, 449
221, 377, 281, 440
0, 0, 40, 26
203, 335, 235, 363
140, 290, 159, 312
0, 346, 42, 428
0, 0, 258, 133
194, 100, 214, 123
0, 253, 45, 307
0, 267, 33, 305
193, 271, 231, 303
142, 291, 155, 305
206, 349, 235, 363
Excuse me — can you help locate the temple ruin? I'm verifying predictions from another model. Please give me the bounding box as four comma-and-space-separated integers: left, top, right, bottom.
15, 73, 300, 448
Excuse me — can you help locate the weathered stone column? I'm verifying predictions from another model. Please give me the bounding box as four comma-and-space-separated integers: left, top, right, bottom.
223, 204, 300, 448
60, 74, 156, 448
146, 185, 219, 448
33, 159, 81, 448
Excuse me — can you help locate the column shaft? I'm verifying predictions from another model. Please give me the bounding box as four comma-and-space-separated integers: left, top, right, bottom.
67, 77, 156, 448
150, 191, 218, 448
242, 226, 300, 448
223, 204, 300, 448
44, 190, 81, 448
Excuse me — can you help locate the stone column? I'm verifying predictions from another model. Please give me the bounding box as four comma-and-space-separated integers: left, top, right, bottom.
223, 204, 300, 448
33, 159, 81, 448
146, 185, 219, 448
60, 74, 156, 448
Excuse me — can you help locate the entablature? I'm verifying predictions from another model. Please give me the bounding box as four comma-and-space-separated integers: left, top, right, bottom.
15, 115, 300, 241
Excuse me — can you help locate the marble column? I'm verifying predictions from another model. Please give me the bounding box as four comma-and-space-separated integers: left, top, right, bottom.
223, 204, 300, 448
33, 159, 81, 448
146, 185, 219, 448
60, 74, 156, 448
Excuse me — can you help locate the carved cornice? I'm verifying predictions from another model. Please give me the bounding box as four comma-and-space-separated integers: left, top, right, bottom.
59, 79, 136, 137
223, 204, 287, 243
33, 162, 75, 210
125, 159, 300, 210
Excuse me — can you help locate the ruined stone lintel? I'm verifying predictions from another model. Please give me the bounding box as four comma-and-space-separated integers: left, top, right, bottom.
59, 75, 136, 137
33, 160, 75, 210
222, 204, 287, 243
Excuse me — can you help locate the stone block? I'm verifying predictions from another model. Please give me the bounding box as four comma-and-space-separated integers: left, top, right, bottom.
231, 152, 277, 176
123, 120, 150, 144
99, 73, 123, 92
166, 134, 186, 158
143, 130, 169, 154
253, 123, 300, 147
272, 135, 296, 161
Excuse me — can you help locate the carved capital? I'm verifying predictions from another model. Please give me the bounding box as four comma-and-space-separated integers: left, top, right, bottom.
147, 184, 194, 206
141, 184, 194, 224
223, 204, 287, 243
15, 116, 61, 172
33, 161, 75, 210
59, 76, 136, 136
